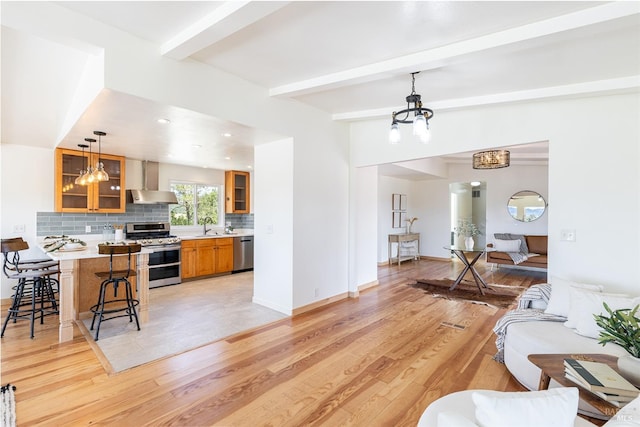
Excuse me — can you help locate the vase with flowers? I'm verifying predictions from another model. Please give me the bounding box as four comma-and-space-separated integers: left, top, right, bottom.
454, 219, 481, 250
594, 303, 640, 386
405, 217, 418, 234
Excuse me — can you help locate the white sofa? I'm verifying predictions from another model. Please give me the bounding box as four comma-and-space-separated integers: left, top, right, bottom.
501, 279, 639, 420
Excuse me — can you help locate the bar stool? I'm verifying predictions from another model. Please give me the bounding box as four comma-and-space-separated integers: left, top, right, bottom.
90, 243, 142, 341
1, 237, 60, 309
1, 239, 60, 339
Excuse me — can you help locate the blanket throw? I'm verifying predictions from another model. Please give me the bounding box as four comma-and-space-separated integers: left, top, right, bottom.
493, 284, 566, 363
494, 233, 529, 265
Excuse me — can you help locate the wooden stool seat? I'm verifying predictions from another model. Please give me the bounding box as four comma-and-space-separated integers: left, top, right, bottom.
89, 243, 141, 341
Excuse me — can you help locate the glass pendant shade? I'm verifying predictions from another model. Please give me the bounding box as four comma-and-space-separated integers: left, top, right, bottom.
93, 163, 109, 181
412, 114, 427, 137
75, 143, 89, 185
92, 131, 109, 182
389, 122, 401, 144
85, 166, 96, 183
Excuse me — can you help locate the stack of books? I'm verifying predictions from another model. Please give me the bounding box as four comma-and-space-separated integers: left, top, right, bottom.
564, 358, 640, 408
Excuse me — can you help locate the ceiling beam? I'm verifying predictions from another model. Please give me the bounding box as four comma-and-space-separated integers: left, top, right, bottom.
333, 76, 640, 121
161, 1, 289, 60
270, 2, 640, 98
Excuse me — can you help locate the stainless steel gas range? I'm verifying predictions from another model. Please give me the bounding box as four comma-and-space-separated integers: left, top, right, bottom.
126, 222, 181, 288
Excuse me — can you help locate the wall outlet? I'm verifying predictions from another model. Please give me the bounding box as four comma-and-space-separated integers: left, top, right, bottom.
85, 225, 92, 233
13, 224, 25, 233
560, 229, 576, 242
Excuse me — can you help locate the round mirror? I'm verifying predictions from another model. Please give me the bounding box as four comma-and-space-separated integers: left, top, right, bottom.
507, 190, 546, 222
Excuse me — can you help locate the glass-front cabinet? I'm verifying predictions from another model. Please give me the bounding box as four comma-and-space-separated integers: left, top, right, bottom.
224, 170, 250, 213
55, 148, 126, 213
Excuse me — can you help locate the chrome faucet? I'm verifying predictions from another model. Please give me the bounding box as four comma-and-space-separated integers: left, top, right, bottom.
203, 216, 213, 235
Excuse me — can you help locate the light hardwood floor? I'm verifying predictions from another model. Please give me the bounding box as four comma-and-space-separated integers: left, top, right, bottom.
1, 257, 585, 426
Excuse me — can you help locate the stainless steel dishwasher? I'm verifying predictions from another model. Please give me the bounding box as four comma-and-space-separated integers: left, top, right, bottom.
233, 236, 254, 272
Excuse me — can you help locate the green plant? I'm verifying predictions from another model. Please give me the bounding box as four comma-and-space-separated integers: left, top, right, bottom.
594, 303, 640, 358
454, 219, 481, 237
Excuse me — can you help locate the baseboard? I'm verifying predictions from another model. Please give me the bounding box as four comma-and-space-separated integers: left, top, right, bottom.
358, 279, 379, 292
292, 292, 348, 316
379, 255, 448, 266
420, 255, 449, 262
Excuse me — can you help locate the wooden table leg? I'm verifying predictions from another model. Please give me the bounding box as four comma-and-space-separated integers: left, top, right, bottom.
538, 371, 551, 390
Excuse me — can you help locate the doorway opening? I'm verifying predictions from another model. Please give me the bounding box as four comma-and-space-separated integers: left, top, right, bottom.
450, 181, 487, 248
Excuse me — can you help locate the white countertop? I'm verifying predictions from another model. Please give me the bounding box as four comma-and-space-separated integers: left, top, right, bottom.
178, 231, 254, 240
41, 238, 152, 261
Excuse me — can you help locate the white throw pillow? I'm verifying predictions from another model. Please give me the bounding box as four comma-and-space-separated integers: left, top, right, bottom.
566, 288, 640, 339
493, 239, 521, 253
472, 388, 579, 427
545, 277, 603, 317
437, 411, 479, 427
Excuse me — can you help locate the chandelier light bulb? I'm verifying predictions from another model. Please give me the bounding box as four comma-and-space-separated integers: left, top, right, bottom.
389, 122, 401, 144
413, 114, 427, 137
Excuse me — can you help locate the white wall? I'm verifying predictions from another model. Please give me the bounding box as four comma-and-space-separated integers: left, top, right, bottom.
350, 166, 378, 292
354, 93, 639, 294
1, 145, 55, 297
254, 139, 294, 313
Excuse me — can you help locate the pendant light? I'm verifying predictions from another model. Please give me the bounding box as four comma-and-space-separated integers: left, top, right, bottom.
75, 143, 89, 185
91, 131, 109, 182
83, 138, 96, 184
389, 72, 434, 144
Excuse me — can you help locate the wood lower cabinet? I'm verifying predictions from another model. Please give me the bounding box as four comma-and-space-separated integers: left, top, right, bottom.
181, 238, 234, 280
181, 240, 197, 279
214, 238, 233, 273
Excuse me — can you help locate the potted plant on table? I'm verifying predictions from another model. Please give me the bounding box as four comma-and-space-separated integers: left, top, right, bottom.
594, 303, 640, 386
454, 219, 481, 250
405, 217, 418, 234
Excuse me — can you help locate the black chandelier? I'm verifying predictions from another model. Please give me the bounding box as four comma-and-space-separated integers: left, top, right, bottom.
389, 72, 434, 144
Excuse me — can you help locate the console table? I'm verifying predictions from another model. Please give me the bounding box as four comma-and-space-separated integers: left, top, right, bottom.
388, 233, 420, 265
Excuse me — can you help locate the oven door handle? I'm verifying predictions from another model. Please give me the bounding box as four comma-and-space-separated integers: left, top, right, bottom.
145, 245, 181, 252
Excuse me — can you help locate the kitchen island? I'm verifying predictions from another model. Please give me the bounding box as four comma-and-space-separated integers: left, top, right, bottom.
45, 243, 150, 343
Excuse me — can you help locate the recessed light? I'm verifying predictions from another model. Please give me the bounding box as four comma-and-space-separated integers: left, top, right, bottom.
157, 118, 171, 124
247, 165, 253, 169
222, 132, 231, 137
224, 156, 231, 160
470, 181, 481, 187
192, 144, 202, 149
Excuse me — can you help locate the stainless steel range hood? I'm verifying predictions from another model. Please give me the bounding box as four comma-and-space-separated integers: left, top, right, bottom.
127, 161, 178, 204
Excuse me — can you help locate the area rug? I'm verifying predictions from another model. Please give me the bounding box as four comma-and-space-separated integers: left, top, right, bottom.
77, 273, 288, 374
409, 278, 527, 309
1, 384, 17, 427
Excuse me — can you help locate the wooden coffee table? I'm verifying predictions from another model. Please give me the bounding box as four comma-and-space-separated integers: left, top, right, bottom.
528, 353, 621, 418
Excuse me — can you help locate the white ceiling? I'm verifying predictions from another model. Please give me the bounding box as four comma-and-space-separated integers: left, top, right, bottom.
2, 1, 639, 173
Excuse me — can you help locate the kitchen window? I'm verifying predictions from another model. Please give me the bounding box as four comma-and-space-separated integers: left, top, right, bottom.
169, 182, 221, 227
